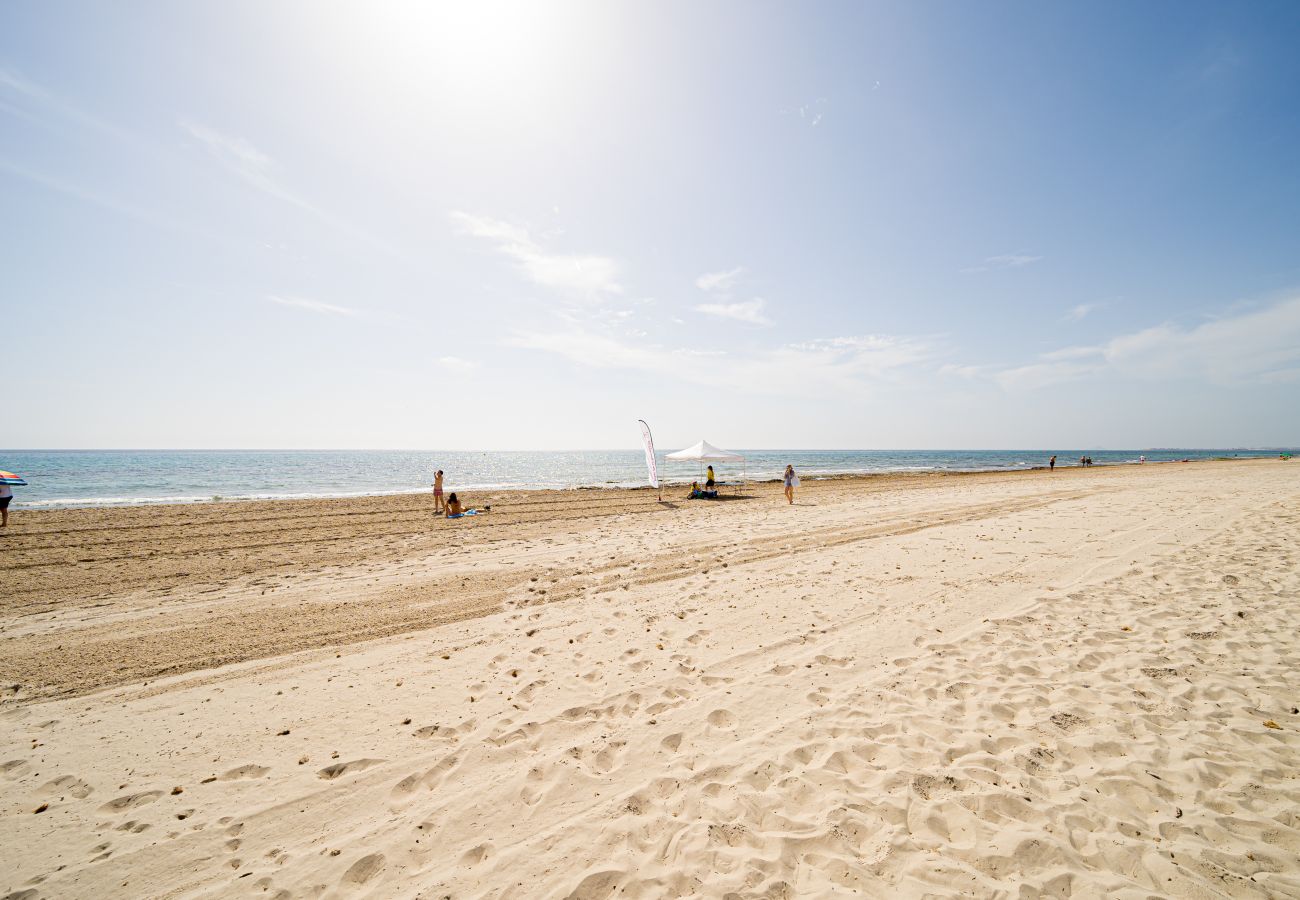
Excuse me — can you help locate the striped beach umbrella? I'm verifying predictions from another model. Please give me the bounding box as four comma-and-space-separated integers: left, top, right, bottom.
0, 470, 27, 486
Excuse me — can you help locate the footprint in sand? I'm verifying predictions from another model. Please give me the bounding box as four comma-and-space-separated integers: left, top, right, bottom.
453, 838, 493, 870
707, 709, 737, 729
220, 764, 270, 781
1, 759, 32, 779
341, 852, 386, 886
910, 773, 965, 800
412, 724, 457, 740
39, 775, 94, 799
98, 790, 163, 815
317, 759, 385, 780
390, 753, 461, 806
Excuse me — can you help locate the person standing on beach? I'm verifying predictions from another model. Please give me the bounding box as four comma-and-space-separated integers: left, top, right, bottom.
432, 470, 445, 514
1049, 455, 1056, 471
705, 465, 716, 492
0, 481, 12, 527
783, 465, 798, 504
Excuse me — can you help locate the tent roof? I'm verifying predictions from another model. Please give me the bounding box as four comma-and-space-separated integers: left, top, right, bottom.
665, 439, 745, 461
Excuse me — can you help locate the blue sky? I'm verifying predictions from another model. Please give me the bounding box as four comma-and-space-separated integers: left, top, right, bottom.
3, 0, 1299, 450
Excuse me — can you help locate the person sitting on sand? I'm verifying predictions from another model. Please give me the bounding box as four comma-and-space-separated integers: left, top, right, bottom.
686, 481, 716, 500
445, 492, 490, 518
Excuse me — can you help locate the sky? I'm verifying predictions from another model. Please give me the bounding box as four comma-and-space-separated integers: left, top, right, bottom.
3, 0, 1299, 450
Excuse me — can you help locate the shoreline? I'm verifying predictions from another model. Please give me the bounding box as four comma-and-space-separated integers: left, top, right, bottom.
3, 453, 1276, 514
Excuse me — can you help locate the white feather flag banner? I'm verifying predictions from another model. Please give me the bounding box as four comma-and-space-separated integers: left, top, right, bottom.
638, 419, 658, 489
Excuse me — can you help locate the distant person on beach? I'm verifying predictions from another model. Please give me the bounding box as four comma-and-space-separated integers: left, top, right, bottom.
432, 470, 445, 513
0, 482, 11, 527
444, 492, 490, 518
1049, 455, 1056, 471
783, 465, 798, 504
1139, 455, 1146, 464
705, 465, 716, 491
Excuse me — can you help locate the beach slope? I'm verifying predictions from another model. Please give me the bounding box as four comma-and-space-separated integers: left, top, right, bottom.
2, 460, 1298, 897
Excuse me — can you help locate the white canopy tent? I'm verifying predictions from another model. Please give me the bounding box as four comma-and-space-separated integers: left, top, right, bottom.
665, 440, 744, 462
666, 440, 746, 490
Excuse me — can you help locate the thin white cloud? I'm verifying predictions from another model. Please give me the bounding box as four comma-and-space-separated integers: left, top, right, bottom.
995, 295, 1300, 390
0, 66, 139, 144
937, 363, 991, 379
506, 329, 939, 396
450, 211, 622, 299
781, 97, 828, 126
0, 156, 173, 226
962, 253, 1043, 274
182, 120, 392, 253
1064, 303, 1098, 322
695, 298, 772, 326
267, 294, 359, 317
0, 68, 46, 100
182, 120, 303, 208
695, 266, 745, 293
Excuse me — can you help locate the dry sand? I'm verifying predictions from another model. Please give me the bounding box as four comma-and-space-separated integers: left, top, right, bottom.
2, 459, 1299, 898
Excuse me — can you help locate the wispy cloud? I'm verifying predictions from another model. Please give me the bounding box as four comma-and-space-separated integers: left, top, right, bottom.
995, 295, 1300, 390
961, 253, 1043, 274
695, 266, 745, 293
1064, 302, 1098, 322
0, 156, 174, 227
182, 120, 392, 253
693, 265, 772, 324
0, 65, 139, 143
267, 294, 359, 317
781, 97, 828, 127
695, 298, 772, 326
0, 68, 46, 100
506, 328, 940, 395
450, 211, 622, 299
183, 120, 307, 209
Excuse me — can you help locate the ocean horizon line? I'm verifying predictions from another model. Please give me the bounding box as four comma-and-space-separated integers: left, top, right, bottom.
3, 445, 1295, 454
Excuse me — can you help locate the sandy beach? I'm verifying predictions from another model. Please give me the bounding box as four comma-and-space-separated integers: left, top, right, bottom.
2, 458, 1299, 898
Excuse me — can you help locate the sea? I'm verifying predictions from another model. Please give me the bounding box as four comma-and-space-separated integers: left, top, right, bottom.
0, 448, 1291, 510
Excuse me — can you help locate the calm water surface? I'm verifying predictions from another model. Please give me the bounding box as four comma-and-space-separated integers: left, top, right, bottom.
0, 448, 1290, 509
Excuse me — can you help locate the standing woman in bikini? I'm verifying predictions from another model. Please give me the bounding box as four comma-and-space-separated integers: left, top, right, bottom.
432, 469, 445, 513
782, 465, 797, 504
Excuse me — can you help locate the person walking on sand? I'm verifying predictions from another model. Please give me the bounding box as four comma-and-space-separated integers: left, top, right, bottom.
783, 465, 798, 504
1049, 455, 1056, 471
0, 481, 12, 528
432, 469, 445, 514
